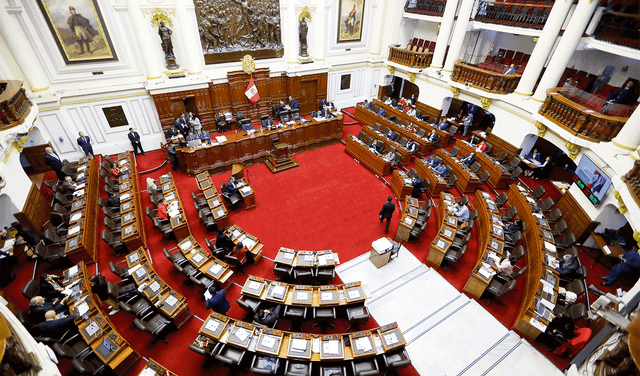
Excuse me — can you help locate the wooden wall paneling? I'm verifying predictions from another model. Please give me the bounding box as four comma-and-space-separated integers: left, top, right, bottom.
209, 83, 231, 113
221, 142, 239, 164
555, 192, 600, 242
485, 133, 521, 159
238, 139, 252, 162
293, 127, 305, 150
152, 94, 174, 129
253, 135, 268, 160
15, 183, 52, 236
280, 129, 294, 146
209, 147, 224, 169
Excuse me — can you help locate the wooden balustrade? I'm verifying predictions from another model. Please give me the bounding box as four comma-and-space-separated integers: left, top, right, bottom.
388, 46, 433, 69
622, 160, 640, 208
0, 81, 31, 129
539, 88, 628, 143
451, 60, 521, 94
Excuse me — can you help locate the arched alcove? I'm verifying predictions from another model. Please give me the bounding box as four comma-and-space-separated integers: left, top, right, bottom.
518, 134, 577, 181
379, 75, 420, 101
0, 193, 20, 229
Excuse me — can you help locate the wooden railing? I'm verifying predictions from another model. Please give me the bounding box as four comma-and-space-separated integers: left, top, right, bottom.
388, 46, 433, 69
592, 11, 640, 50
474, 0, 551, 30
0, 81, 31, 129
539, 88, 629, 143
451, 60, 521, 94
622, 160, 640, 209
404, 0, 445, 16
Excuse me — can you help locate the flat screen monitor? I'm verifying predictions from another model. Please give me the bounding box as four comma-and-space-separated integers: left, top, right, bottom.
573, 155, 612, 207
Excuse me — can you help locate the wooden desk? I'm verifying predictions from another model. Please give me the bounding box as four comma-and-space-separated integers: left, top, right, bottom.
227, 225, 263, 262
355, 106, 429, 155
414, 158, 447, 197
241, 276, 366, 307
137, 359, 177, 376
274, 248, 339, 268
390, 170, 413, 201
177, 115, 343, 175
64, 158, 99, 264
196, 172, 231, 228
426, 192, 456, 267
159, 173, 191, 241
344, 136, 391, 176
396, 196, 419, 241
176, 236, 234, 289
590, 231, 626, 268
63, 262, 140, 375
236, 177, 256, 209
456, 140, 511, 189
118, 153, 146, 251
193, 314, 406, 363
362, 126, 413, 166
436, 149, 480, 193
126, 248, 192, 328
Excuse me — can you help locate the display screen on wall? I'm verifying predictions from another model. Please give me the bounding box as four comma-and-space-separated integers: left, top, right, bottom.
573, 155, 612, 207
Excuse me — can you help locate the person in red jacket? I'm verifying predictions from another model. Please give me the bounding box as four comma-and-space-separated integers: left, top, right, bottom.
157, 198, 168, 220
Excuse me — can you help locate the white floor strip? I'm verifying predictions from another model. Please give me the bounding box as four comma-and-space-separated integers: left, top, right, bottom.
336, 250, 564, 376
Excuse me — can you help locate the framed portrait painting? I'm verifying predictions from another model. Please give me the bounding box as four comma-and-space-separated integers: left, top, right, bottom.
36, 0, 118, 64
337, 0, 365, 43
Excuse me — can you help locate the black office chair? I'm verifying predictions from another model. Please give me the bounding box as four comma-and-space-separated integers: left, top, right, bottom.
72, 350, 108, 375
500, 206, 518, 223
478, 170, 491, 185
220, 182, 241, 212
449, 146, 460, 158
215, 343, 248, 371
352, 357, 380, 376
315, 267, 335, 284
108, 261, 130, 280
291, 110, 301, 121
446, 174, 458, 189
486, 278, 517, 305
133, 311, 173, 344
382, 348, 412, 375
546, 208, 563, 225
215, 114, 228, 132
495, 192, 509, 209
251, 353, 282, 375
346, 305, 370, 331
312, 307, 336, 332
284, 305, 307, 332
531, 185, 546, 200
101, 230, 126, 257
52, 333, 92, 360
236, 296, 262, 321
119, 294, 153, 318
551, 220, 568, 237
273, 264, 293, 281
285, 360, 313, 376
540, 197, 556, 213
103, 217, 121, 234
204, 238, 227, 257
442, 245, 467, 271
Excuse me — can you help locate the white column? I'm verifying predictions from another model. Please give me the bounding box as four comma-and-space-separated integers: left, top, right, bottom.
514, 0, 574, 96
0, 7, 50, 91
443, 0, 475, 72
369, 0, 386, 56
315, 0, 327, 61
125, 0, 162, 79
175, 0, 202, 75
612, 106, 640, 151
532, 0, 599, 101
286, 1, 298, 64
431, 0, 459, 69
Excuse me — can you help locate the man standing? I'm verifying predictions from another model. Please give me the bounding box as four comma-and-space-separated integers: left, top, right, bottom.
128, 128, 145, 157
204, 286, 230, 315
67, 6, 97, 55
462, 112, 473, 137
44, 147, 66, 182
411, 175, 423, 198
289, 96, 299, 110
379, 196, 395, 234
167, 145, 180, 171
76, 132, 93, 156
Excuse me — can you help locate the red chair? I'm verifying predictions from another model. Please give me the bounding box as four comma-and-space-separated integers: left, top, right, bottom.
513, 51, 524, 63
553, 328, 592, 357
411, 37, 419, 46
521, 54, 530, 63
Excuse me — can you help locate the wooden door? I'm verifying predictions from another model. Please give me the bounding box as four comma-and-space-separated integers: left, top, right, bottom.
21, 142, 52, 174
14, 183, 52, 236
300, 81, 317, 115
171, 99, 186, 117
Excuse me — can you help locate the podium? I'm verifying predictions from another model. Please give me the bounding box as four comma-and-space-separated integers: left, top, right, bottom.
369, 237, 399, 269
265, 143, 299, 173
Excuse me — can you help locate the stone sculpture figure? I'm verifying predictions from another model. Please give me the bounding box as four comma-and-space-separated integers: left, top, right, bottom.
299, 17, 308, 57
158, 20, 174, 57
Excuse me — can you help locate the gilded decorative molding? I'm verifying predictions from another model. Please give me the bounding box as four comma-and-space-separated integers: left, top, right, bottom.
480, 97, 491, 110
614, 191, 628, 214
297, 6, 313, 22
241, 55, 256, 75
144, 8, 175, 27
534, 121, 547, 137
564, 141, 580, 160
633, 230, 640, 248
386, 65, 395, 76
407, 72, 416, 83
611, 139, 638, 151
450, 87, 459, 98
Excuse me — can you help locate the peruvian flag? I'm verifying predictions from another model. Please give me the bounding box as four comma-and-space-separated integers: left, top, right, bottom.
245, 78, 260, 103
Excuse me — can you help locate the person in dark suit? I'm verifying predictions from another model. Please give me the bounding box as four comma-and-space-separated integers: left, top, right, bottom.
76, 132, 93, 156
405, 139, 418, 154
167, 145, 180, 171
60, 176, 77, 195
320, 106, 333, 118
434, 163, 447, 177
379, 196, 395, 234
12, 222, 41, 259
460, 152, 476, 167
32, 310, 77, 339
599, 246, 640, 286
200, 130, 211, 144
227, 176, 240, 195
179, 112, 190, 128
531, 157, 552, 180
215, 228, 234, 253
411, 175, 423, 198
107, 191, 120, 208
89, 274, 120, 315
29, 295, 69, 324
525, 148, 542, 163
377, 108, 387, 117
44, 147, 66, 182
173, 117, 185, 136
204, 286, 230, 315
262, 118, 275, 128
39, 273, 65, 300
241, 122, 254, 132
427, 130, 440, 146
318, 98, 326, 111
289, 96, 299, 110
278, 100, 288, 112
386, 129, 396, 141
371, 140, 384, 154
253, 305, 282, 327
185, 131, 198, 142
410, 94, 417, 105
167, 124, 179, 138
437, 117, 449, 131
128, 128, 145, 157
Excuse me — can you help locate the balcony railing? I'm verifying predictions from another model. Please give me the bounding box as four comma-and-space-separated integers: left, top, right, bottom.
388, 46, 433, 69
592, 11, 640, 50
0, 81, 31, 129
451, 60, 521, 94
622, 160, 640, 208
474, 0, 551, 30
539, 87, 631, 143
404, 0, 445, 17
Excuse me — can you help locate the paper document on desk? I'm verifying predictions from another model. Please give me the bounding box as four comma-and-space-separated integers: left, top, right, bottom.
85, 321, 100, 337
291, 339, 307, 352
180, 240, 192, 251
75, 183, 86, 190
540, 298, 555, 311
529, 317, 547, 332
210, 264, 223, 275
205, 320, 219, 333
544, 241, 556, 254
192, 253, 204, 264
165, 295, 178, 306
73, 189, 85, 198
68, 225, 80, 236
210, 199, 221, 207
384, 333, 399, 345
296, 292, 309, 301
240, 187, 252, 195
271, 285, 286, 299
261, 335, 277, 349
348, 290, 361, 299
321, 292, 333, 301
168, 209, 180, 218
541, 280, 554, 293
231, 229, 242, 239
215, 135, 227, 143
603, 245, 611, 255
140, 368, 156, 376
404, 178, 412, 185
242, 238, 256, 250
76, 302, 89, 316
215, 209, 225, 217
120, 192, 130, 201
323, 340, 340, 355
283, 252, 294, 260
547, 256, 559, 269
234, 327, 251, 342
355, 338, 373, 352
404, 217, 413, 225
248, 281, 262, 291
70, 212, 83, 222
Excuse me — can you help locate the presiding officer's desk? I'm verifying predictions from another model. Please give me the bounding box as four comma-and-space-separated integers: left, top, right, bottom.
192, 313, 406, 362
436, 149, 480, 193
195, 171, 230, 228
117, 152, 147, 251
226, 224, 263, 262
126, 247, 193, 328
177, 236, 234, 289
362, 125, 414, 165
159, 173, 191, 241
463, 190, 506, 299
427, 192, 458, 267
345, 135, 392, 176
62, 261, 140, 375
241, 276, 366, 309
396, 196, 419, 242
370, 99, 452, 148
456, 140, 511, 189
177, 115, 343, 175
64, 156, 99, 264
507, 185, 560, 341
414, 157, 447, 197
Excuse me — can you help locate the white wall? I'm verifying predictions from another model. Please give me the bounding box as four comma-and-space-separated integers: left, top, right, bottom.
567, 49, 640, 87
328, 65, 383, 109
